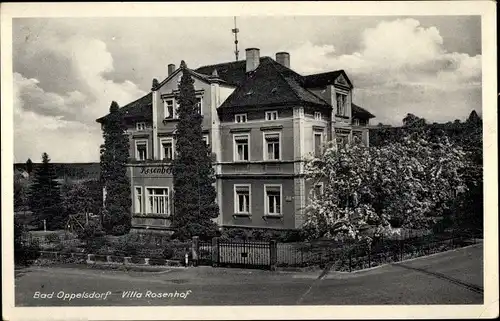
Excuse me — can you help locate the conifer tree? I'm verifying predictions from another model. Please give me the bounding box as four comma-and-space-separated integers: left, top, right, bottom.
26, 158, 33, 175
172, 61, 219, 240
29, 153, 64, 229
100, 101, 132, 235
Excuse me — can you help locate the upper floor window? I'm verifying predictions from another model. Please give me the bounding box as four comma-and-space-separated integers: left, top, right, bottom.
265, 185, 282, 216
314, 132, 323, 157
264, 132, 280, 160
136, 122, 146, 131
135, 140, 148, 161
196, 97, 203, 114
265, 111, 278, 121
164, 99, 175, 119
235, 113, 247, 123
161, 138, 174, 160
202, 135, 210, 148
234, 134, 249, 161
353, 119, 360, 126
336, 93, 347, 117
314, 112, 322, 121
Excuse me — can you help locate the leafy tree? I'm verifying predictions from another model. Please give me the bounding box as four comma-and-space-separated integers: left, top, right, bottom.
302, 130, 467, 242
172, 61, 219, 240
100, 101, 131, 235
29, 153, 64, 230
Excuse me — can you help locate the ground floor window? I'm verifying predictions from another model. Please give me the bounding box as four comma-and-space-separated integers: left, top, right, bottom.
234, 184, 251, 214
134, 187, 143, 213
265, 184, 282, 216
146, 187, 170, 215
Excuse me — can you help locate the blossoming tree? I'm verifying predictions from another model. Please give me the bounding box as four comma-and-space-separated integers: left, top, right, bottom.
302, 130, 468, 242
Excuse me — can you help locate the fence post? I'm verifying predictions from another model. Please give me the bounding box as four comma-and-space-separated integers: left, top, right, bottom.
192, 236, 199, 267
211, 237, 219, 267
269, 239, 277, 271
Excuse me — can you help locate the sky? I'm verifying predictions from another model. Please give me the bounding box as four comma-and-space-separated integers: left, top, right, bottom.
12, 16, 482, 163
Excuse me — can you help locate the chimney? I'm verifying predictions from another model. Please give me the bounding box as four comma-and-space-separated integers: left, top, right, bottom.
276, 52, 290, 69
245, 48, 260, 73
168, 64, 176, 76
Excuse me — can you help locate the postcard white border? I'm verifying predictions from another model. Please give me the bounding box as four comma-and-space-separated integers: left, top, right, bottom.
1, 1, 498, 320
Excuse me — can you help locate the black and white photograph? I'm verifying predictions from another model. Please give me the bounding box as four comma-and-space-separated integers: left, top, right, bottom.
1, 1, 498, 320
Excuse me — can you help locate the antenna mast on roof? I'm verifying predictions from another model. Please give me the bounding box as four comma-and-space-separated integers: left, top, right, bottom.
232, 16, 240, 61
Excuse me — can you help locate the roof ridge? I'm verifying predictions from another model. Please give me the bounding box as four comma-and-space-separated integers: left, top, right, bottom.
195, 56, 273, 72
304, 69, 344, 77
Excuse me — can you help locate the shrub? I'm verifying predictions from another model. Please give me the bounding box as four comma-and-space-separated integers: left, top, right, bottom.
162, 247, 174, 260
45, 233, 61, 243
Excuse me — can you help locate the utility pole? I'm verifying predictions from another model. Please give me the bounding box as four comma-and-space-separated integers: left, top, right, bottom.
232, 16, 240, 61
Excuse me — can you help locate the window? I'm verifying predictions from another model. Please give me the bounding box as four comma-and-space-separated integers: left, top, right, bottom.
234, 134, 249, 161
353, 119, 360, 126
314, 112, 322, 121
265, 185, 282, 216
135, 140, 148, 161
336, 93, 347, 116
264, 132, 280, 160
266, 111, 278, 121
234, 184, 251, 214
146, 188, 170, 215
136, 122, 146, 131
336, 135, 349, 148
161, 138, 174, 160
235, 113, 247, 123
196, 97, 203, 114
202, 135, 210, 148
135, 187, 143, 213
314, 132, 323, 157
164, 99, 174, 119
313, 183, 324, 198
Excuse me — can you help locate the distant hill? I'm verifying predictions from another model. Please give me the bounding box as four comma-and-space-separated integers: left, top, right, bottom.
14, 162, 100, 180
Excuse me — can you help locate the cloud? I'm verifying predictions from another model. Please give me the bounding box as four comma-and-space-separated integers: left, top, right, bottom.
13, 32, 146, 162
288, 18, 482, 125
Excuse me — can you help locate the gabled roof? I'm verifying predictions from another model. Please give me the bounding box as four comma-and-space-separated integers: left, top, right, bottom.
96, 92, 152, 123
352, 103, 375, 119
303, 70, 352, 88
218, 58, 330, 110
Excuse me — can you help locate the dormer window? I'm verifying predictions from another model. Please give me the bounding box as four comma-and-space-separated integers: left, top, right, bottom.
353, 119, 360, 126
314, 112, 322, 121
266, 111, 278, 121
235, 114, 247, 123
136, 122, 146, 131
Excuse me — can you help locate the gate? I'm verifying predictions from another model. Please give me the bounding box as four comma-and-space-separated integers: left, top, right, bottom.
216, 239, 273, 269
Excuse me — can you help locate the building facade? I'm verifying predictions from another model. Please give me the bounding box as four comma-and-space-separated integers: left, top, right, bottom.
96, 48, 375, 232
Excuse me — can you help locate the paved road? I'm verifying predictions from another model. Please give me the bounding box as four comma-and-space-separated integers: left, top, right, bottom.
14, 244, 483, 306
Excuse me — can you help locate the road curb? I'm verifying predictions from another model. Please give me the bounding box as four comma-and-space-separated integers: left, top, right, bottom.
324, 242, 482, 279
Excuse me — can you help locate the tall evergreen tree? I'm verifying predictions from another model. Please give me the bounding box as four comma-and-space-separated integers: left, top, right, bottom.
172, 61, 219, 240
29, 153, 64, 229
100, 101, 131, 235
26, 158, 33, 175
